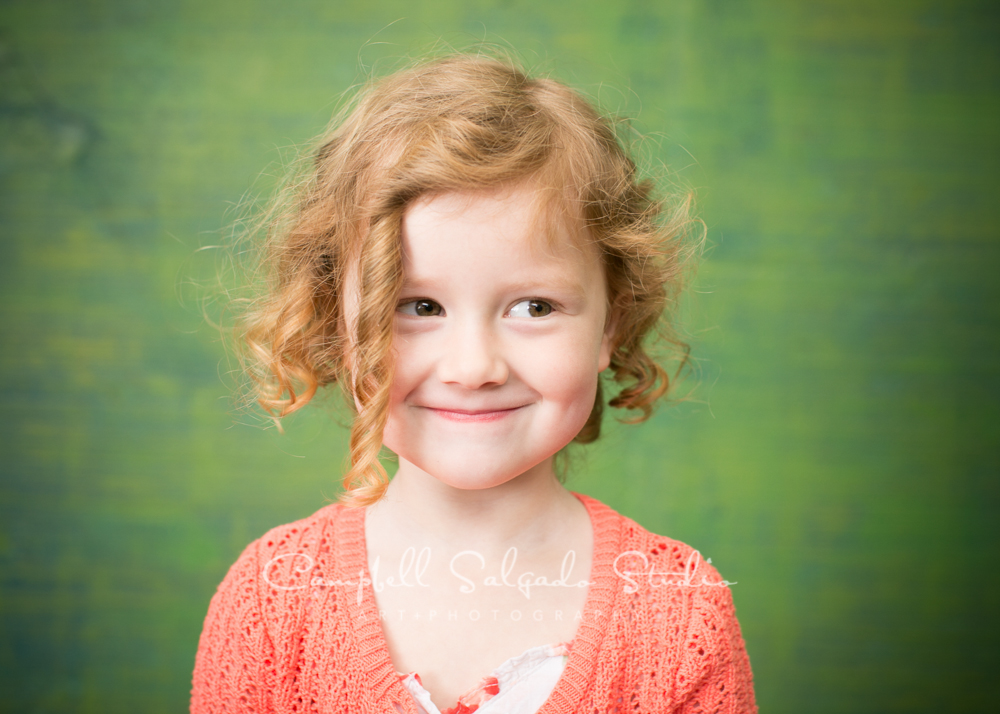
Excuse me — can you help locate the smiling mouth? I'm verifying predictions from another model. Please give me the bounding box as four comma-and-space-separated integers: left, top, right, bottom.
424, 406, 525, 423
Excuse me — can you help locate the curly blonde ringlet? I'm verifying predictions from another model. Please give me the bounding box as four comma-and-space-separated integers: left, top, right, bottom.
239, 53, 699, 508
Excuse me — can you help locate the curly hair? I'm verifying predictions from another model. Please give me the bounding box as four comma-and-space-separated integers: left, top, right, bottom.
239, 53, 698, 507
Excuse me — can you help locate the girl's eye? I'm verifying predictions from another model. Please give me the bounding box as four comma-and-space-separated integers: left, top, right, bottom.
398, 299, 444, 317
508, 299, 553, 318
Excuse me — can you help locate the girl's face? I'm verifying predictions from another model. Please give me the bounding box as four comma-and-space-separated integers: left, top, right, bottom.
381, 183, 614, 490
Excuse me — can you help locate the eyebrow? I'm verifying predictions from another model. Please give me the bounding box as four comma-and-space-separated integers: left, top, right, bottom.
399, 271, 590, 295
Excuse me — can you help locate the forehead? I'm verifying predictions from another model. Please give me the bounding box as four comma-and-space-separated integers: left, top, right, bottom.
401, 183, 599, 273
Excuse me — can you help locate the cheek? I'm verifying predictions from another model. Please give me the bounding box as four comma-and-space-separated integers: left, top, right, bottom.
529, 358, 600, 452
551, 365, 600, 419
382, 380, 415, 458
526, 337, 602, 411
381, 331, 430, 450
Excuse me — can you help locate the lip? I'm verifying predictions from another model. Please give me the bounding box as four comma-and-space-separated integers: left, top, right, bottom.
423, 406, 526, 423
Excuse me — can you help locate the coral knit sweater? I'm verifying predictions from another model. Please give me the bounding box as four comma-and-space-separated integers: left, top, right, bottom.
191, 493, 757, 713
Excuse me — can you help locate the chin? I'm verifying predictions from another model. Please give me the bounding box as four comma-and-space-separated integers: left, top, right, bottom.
412, 452, 547, 491
427, 463, 522, 491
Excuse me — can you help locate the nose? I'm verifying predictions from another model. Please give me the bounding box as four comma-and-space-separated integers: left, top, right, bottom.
437, 319, 509, 389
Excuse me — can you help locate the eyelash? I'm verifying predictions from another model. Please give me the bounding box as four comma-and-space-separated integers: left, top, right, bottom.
397, 299, 443, 317
508, 299, 554, 318
396, 299, 555, 318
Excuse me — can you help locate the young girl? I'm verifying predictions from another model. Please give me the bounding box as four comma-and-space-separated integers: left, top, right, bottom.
192, 54, 756, 713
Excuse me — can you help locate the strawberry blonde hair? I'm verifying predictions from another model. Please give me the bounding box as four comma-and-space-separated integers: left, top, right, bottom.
239, 53, 698, 507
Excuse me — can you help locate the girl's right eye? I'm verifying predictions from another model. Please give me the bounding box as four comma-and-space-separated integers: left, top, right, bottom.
397, 299, 444, 317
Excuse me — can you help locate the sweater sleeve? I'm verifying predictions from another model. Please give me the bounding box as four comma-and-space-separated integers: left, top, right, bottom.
674, 579, 757, 714
191, 538, 277, 713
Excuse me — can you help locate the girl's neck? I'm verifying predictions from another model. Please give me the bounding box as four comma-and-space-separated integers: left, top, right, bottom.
366, 456, 582, 556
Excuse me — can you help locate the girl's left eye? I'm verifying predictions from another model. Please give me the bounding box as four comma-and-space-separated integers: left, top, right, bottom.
508, 299, 554, 318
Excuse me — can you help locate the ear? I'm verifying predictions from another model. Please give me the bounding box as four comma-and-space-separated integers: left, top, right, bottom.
338, 255, 365, 412
598, 309, 617, 373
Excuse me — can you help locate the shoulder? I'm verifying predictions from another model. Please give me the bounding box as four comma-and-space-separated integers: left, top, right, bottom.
575, 491, 726, 590
197, 502, 359, 640
192, 503, 360, 710
250, 502, 351, 566
218, 501, 356, 597
575, 493, 757, 711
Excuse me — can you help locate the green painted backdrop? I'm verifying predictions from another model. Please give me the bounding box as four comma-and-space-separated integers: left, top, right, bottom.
1, 1, 997, 711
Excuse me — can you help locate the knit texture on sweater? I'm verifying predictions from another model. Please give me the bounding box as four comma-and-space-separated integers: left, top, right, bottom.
191, 493, 757, 713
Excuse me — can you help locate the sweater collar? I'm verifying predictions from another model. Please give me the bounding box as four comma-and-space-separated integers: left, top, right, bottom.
333, 492, 624, 713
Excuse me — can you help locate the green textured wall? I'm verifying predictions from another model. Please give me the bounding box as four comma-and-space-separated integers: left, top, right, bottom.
1, 1, 997, 711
